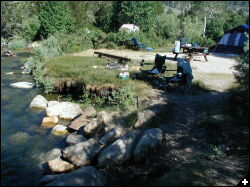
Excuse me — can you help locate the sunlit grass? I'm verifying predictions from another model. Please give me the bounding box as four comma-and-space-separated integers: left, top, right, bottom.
44, 55, 153, 97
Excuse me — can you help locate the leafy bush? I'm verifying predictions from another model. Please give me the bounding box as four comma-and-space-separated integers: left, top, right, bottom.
233, 34, 249, 89
109, 86, 136, 109
154, 13, 180, 41
18, 15, 41, 41
54, 30, 93, 54
8, 37, 27, 50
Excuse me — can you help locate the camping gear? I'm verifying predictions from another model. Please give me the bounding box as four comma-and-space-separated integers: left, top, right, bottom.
213, 24, 249, 54
180, 38, 190, 46
141, 54, 166, 78
119, 72, 129, 79
130, 38, 153, 51
174, 41, 180, 53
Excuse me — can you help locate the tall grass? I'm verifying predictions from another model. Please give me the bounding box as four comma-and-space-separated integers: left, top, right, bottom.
8, 37, 27, 50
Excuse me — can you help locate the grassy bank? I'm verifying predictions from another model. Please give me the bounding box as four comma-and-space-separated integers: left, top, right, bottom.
44, 55, 154, 98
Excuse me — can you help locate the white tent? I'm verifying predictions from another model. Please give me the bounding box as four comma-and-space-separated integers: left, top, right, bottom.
119, 24, 139, 33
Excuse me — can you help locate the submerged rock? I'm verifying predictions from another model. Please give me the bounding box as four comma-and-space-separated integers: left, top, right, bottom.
41, 116, 59, 128
9, 131, 31, 144
39, 174, 65, 185
134, 128, 163, 160
6, 72, 14, 75
62, 138, 100, 167
98, 129, 142, 167
66, 133, 87, 146
46, 166, 106, 186
30, 95, 48, 110
10, 82, 34, 89
52, 125, 68, 136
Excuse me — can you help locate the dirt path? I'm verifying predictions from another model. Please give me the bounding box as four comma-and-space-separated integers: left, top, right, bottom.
72, 49, 247, 185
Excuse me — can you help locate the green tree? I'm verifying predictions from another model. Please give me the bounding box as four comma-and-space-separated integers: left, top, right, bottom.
113, 1, 157, 32
39, 1, 75, 38
233, 34, 249, 89
95, 2, 114, 32
154, 12, 180, 40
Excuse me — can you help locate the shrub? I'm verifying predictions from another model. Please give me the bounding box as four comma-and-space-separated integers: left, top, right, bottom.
109, 86, 136, 109
8, 37, 27, 50
233, 34, 249, 89
154, 13, 180, 41
18, 15, 41, 41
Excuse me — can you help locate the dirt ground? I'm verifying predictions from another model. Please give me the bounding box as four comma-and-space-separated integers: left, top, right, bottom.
72, 49, 248, 186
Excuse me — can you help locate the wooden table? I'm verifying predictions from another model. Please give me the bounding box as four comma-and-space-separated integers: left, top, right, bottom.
173, 46, 209, 61
94, 51, 131, 63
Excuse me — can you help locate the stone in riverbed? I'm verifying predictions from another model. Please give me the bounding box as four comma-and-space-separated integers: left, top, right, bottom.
66, 133, 87, 146
46, 166, 106, 186
62, 138, 100, 167
9, 131, 31, 144
52, 125, 68, 136
47, 157, 75, 173
30, 95, 48, 110
68, 106, 96, 131
83, 118, 103, 135
46, 102, 83, 120
39, 174, 65, 185
10, 82, 34, 89
41, 116, 59, 128
133, 128, 163, 161
6, 72, 14, 75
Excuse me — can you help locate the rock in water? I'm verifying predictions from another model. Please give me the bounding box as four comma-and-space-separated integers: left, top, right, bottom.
66, 134, 87, 146
62, 138, 100, 167
133, 128, 163, 160
9, 132, 31, 144
98, 129, 142, 167
46, 166, 106, 186
59, 102, 83, 120
46, 102, 83, 120
52, 125, 68, 136
30, 95, 48, 110
48, 157, 75, 173
69, 106, 96, 131
41, 116, 59, 128
10, 82, 34, 89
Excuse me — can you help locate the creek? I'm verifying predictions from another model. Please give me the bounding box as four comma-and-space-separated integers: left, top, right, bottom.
1, 50, 66, 186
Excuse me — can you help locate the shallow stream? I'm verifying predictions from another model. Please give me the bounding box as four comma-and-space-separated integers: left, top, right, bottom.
1, 50, 66, 186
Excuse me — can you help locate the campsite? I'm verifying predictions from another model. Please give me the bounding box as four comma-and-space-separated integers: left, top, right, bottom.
1, 1, 249, 186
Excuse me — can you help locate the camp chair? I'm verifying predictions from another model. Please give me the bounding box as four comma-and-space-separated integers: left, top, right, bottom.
130, 38, 153, 51
141, 54, 167, 78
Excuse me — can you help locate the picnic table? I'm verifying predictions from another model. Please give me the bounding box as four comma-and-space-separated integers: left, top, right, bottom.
94, 51, 131, 63
173, 46, 209, 61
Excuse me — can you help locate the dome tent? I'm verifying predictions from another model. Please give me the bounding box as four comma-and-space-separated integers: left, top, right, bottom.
213, 24, 249, 54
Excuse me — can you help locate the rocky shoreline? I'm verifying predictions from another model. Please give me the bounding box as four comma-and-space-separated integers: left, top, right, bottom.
29, 94, 165, 186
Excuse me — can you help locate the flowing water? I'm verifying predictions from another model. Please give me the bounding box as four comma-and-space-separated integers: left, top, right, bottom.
1, 50, 66, 186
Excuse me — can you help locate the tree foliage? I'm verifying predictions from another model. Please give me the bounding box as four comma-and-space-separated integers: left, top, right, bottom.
39, 1, 75, 38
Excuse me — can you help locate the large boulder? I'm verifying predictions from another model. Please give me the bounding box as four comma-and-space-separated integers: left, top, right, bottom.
83, 118, 103, 136
69, 106, 96, 131
133, 128, 163, 161
10, 82, 34, 89
98, 129, 142, 167
99, 128, 122, 145
39, 174, 65, 185
30, 95, 48, 110
52, 125, 68, 136
62, 138, 101, 167
46, 166, 106, 186
134, 110, 158, 128
48, 157, 75, 173
46, 102, 83, 120
41, 116, 59, 128
66, 134, 87, 146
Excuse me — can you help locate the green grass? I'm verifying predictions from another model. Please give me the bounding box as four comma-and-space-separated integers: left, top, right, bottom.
44, 55, 153, 97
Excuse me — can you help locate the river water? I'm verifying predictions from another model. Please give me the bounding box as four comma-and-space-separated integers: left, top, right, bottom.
1, 50, 66, 186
